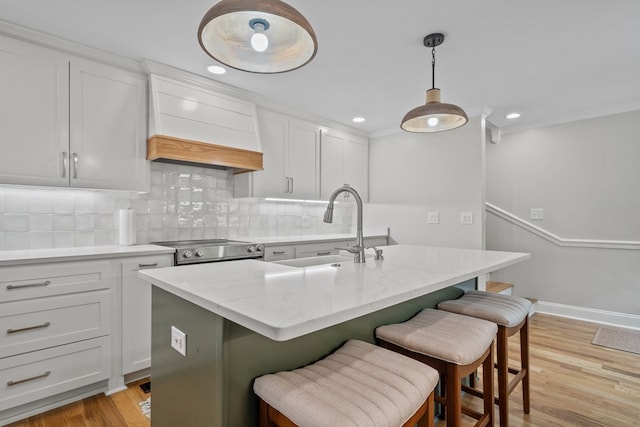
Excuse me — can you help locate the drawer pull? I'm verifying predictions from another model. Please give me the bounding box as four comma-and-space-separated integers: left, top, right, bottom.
316, 251, 331, 256
7, 322, 51, 334
138, 263, 159, 268
272, 251, 286, 255
7, 371, 51, 387
6, 280, 51, 290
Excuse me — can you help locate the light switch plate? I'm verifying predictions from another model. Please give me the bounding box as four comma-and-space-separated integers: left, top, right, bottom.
171, 326, 187, 356
530, 208, 544, 220
460, 212, 474, 225
427, 212, 440, 224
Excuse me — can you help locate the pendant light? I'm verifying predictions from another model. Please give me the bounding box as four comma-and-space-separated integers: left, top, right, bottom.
198, 0, 318, 74
401, 33, 468, 132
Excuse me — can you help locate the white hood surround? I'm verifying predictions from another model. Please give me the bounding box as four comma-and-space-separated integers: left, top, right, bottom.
146, 61, 263, 173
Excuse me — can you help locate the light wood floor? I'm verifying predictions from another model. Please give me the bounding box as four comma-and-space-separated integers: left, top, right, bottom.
7, 314, 640, 427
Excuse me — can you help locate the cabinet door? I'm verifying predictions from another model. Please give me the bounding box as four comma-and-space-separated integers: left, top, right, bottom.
250, 109, 288, 197
343, 134, 369, 201
69, 58, 148, 191
0, 36, 69, 187
320, 130, 369, 201
287, 119, 319, 199
320, 131, 346, 200
121, 255, 172, 375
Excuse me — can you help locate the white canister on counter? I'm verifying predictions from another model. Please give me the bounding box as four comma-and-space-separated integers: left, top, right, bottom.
118, 208, 137, 245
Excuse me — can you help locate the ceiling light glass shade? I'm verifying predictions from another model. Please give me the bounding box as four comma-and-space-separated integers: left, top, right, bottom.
198, 0, 318, 73
401, 88, 468, 133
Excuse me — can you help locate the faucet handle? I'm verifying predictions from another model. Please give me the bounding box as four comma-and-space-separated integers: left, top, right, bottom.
335, 244, 362, 254
366, 246, 384, 260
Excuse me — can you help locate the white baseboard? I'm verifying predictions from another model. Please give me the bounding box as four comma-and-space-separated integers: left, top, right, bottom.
535, 301, 640, 331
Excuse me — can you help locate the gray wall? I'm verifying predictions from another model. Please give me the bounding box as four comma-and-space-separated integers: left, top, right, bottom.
486, 110, 640, 316
365, 116, 486, 249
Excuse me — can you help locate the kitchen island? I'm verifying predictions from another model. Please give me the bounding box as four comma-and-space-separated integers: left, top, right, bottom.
139, 245, 529, 427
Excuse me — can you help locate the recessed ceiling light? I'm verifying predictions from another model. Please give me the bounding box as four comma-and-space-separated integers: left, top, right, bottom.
506, 112, 521, 119
352, 117, 366, 123
207, 65, 226, 75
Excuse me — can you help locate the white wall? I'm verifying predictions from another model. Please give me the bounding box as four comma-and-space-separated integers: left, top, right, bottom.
486, 110, 640, 316
365, 116, 486, 249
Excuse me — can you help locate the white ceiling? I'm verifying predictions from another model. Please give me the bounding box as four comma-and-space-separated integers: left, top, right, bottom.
1, 0, 639, 135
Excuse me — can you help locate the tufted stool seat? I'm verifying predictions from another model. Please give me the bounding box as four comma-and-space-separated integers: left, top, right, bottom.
438, 290, 532, 427
253, 339, 440, 427
376, 309, 497, 427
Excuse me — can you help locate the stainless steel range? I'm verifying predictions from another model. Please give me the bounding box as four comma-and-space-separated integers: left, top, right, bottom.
153, 239, 265, 265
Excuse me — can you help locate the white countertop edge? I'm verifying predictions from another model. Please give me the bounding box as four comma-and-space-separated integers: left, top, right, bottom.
146, 249, 530, 341
0, 244, 176, 266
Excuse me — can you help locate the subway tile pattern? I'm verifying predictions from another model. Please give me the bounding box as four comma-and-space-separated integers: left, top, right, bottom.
0, 163, 352, 250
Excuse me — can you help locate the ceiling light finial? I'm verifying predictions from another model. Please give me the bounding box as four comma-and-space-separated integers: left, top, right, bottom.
401, 32, 468, 133
198, 0, 318, 74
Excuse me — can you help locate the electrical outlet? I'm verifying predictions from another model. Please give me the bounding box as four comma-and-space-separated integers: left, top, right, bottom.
171, 326, 187, 356
530, 208, 544, 220
427, 212, 440, 224
460, 212, 474, 225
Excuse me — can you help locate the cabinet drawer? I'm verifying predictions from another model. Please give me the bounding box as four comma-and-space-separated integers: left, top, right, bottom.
296, 248, 339, 258
0, 290, 111, 358
0, 336, 110, 411
0, 260, 113, 303
263, 246, 295, 261
295, 242, 340, 259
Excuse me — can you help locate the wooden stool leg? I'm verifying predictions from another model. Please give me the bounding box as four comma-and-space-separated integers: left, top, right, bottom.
446, 363, 462, 427
497, 326, 509, 427
484, 343, 495, 427
521, 316, 531, 414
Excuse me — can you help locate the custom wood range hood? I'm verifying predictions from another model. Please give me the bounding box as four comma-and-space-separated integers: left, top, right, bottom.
146, 69, 263, 174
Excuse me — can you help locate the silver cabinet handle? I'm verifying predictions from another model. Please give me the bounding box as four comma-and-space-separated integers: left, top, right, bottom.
6, 280, 51, 290
7, 371, 51, 387
316, 251, 331, 256
7, 322, 51, 334
62, 151, 68, 178
272, 250, 286, 255
138, 263, 159, 268
72, 152, 78, 179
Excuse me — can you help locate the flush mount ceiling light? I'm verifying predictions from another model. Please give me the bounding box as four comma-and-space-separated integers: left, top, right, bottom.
198, 0, 318, 73
401, 33, 468, 133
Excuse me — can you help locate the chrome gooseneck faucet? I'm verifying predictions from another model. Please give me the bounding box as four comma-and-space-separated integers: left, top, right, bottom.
323, 185, 366, 263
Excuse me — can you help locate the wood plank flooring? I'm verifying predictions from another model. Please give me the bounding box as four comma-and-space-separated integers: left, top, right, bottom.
6, 314, 640, 426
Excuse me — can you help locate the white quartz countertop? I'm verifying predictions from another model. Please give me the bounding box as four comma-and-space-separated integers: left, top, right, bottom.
139, 245, 529, 341
0, 244, 175, 266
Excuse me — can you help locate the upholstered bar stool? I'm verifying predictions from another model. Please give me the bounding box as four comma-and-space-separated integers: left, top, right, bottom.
438, 290, 532, 427
253, 339, 440, 427
376, 309, 497, 427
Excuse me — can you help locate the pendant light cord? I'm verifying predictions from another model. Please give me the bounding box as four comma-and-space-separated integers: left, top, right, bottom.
431, 46, 436, 89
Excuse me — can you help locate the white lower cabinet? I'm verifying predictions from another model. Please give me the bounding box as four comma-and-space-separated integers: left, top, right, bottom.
264, 236, 389, 262
0, 336, 111, 412
121, 255, 173, 375
0, 260, 115, 419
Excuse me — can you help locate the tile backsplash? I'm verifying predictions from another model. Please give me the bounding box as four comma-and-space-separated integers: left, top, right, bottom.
0, 162, 353, 250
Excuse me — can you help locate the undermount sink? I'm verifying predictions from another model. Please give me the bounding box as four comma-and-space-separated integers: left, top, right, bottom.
273, 254, 352, 268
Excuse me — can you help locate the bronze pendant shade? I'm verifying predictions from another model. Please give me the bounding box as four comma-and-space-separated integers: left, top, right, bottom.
198, 0, 318, 73
401, 33, 468, 133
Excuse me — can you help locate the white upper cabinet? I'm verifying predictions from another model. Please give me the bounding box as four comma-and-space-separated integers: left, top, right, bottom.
236, 109, 319, 199
320, 128, 369, 201
0, 37, 70, 187
287, 118, 320, 199
70, 58, 147, 191
0, 35, 148, 191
